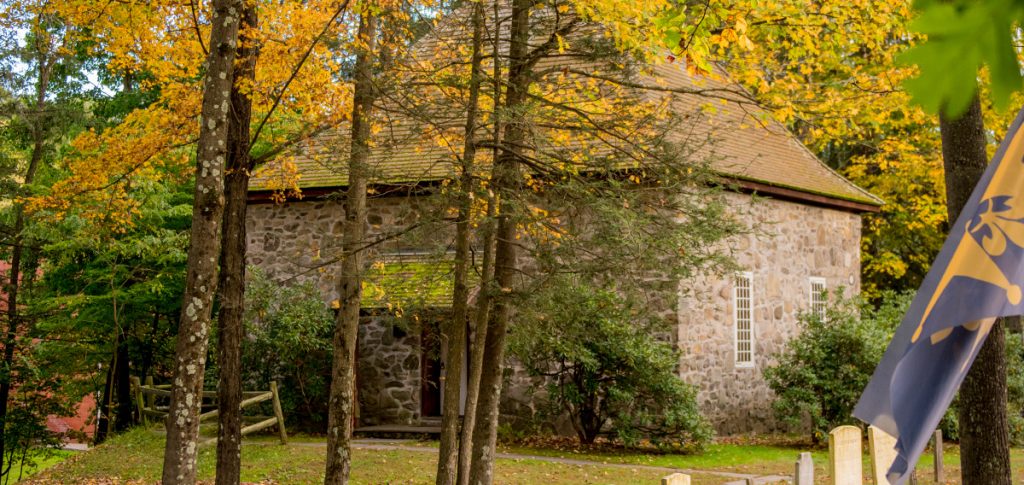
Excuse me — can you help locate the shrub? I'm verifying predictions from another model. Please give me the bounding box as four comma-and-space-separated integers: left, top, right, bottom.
764, 291, 1024, 446
762, 290, 906, 444
210, 268, 334, 432
509, 278, 712, 450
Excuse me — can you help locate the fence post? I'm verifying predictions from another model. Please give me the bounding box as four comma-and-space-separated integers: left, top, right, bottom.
933, 430, 944, 483
130, 376, 144, 424
270, 381, 288, 444
144, 375, 155, 409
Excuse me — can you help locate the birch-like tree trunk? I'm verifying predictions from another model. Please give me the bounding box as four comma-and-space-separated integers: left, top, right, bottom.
324, 11, 378, 485
161, 0, 241, 482
940, 97, 1013, 485
215, 3, 258, 484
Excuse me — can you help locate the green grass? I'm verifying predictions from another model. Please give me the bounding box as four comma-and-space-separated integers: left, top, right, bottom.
24, 428, 1024, 484
6, 450, 72, 482
26, 429, 704, 484
501, 439, 1024, 484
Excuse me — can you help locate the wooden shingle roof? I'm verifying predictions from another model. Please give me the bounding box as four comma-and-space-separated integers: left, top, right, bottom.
251, 12, 881, 212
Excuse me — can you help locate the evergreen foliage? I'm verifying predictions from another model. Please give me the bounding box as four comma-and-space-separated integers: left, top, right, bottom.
510, 277, 712, 449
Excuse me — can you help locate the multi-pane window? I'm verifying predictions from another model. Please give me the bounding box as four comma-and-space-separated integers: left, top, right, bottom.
734, 272, 754, 368
810, 277, 827, 321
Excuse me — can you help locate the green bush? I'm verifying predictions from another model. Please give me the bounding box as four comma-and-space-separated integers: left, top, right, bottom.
762, 290, 906, 444
210, 268, 334, 432
1007, 330, 1024, 445
509, 278, 712, 450
765, 291, 1024, 446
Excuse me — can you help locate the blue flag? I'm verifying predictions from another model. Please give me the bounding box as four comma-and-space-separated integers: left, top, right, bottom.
854, 106, 1024, 485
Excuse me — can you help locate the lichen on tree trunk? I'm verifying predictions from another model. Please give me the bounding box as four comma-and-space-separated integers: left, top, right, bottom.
161, 0, 241, 482
215, 4, 257, 483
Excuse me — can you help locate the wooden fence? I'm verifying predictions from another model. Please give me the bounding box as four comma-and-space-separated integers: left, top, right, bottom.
129, 376, 288, 444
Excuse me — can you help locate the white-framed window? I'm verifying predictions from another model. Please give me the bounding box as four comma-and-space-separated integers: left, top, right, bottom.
734, 272, 754, 368
810, 277, 827, 321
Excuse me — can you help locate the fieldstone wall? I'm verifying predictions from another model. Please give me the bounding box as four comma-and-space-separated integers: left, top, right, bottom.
356, 315, 422, 425
246, 195, 446, 426
246, 189, 864, 434
246, 194, 448, 303
677, 191, 862, 433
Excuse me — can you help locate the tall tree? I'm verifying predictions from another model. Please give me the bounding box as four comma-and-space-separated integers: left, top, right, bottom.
457, 5, 501, 481
324, 8, 378, 485
0, 7, 68, 475
467, 0, 530, 482
161, 0, 241, 481
939, 97, 1013, 484
215, 2, 258, 483
435, 2, 485, 484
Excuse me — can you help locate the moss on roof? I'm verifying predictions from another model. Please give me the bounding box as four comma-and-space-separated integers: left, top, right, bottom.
361, 253, 477, 309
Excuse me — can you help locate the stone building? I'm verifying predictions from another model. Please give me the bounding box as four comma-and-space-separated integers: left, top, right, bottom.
245, 33, 881, 432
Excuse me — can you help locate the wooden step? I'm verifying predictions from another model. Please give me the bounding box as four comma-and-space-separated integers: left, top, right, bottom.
354, 424, 442, 439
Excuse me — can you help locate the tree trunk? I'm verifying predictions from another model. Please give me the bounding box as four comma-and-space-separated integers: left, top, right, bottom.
0, 32, 52, 473
114, 335, 133, 431
458, 4, 503, 479
161, 0, 241, 482
214, 4, 257, 484
456, 191, 496, 485
94, 351, 116, 444
468, 1, 530, 483
436, 4, 485, 485
939, 96, 1013, 485
324, 12, 377, 485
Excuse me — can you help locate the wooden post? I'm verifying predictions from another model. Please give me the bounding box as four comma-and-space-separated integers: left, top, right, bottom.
144, 375, 155, 409
933, 429, 944, 483
130, 376, 144, 424
270, 381, 288, 444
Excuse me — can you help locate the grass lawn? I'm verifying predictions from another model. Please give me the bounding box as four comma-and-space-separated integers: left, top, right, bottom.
24, 428, 715, 484
5, 450, 72, 483
21, 428, 1024, 484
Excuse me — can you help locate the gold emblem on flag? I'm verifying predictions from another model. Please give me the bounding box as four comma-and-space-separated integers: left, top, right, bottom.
912, 126, 1024, 345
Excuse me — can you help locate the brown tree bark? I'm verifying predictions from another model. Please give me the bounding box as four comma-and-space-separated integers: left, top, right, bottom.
93, 351, 115, 444
161, 0, 241, 482
468, 1, 531, 483
215, 3, 258, 484
324, 11, 377, 485
114, 335, 133, 431
457, 3, 502, 480
436, 4, 486, 484
939, 96, 1012, 485
456, 193, 495, 485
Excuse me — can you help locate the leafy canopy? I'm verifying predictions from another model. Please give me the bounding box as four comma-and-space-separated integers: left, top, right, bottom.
901, 0, 1024, 117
